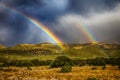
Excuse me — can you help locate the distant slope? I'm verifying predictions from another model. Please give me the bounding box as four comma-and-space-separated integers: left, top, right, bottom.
0, 43, 61, 55
97, 42, 120, 58
64, 44, 108, 59
0, 42, 120, 59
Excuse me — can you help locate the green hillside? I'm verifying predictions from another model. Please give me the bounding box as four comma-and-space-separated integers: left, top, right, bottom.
0, 42, 120, 61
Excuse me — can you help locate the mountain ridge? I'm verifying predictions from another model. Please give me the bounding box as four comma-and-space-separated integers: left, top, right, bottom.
0, 42, 120, 60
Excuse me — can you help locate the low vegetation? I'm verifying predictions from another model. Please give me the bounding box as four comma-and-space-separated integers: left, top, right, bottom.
102, 66, 106, 70
87, 77, 99, 80
0, 55, 120, 67
0, 43, 120, 79
50, 56, 74, 68
60, 65, 72, 73
0, 65, 120, 80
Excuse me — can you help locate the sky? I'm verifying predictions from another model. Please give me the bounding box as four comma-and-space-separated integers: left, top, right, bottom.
0, 0, 120, 46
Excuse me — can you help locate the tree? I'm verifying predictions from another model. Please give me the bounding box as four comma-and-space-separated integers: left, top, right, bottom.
91, 58, 106, 66
50, 56, 74, 68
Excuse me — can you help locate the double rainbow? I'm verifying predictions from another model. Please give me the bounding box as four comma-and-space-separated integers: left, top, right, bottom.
1, 3, 97, 50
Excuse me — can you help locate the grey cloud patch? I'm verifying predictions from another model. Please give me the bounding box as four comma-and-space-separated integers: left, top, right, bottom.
53, 15, 90, 43
43, 0, 69, 11
0, 25, 13, 42
0, 0, 120, 46
54, 3, 120, 43
26, 23, 53, 44
0, 4, 51, 46
69, 0, 120, 15
1, 0, 69, 22
84, 4, 120, 42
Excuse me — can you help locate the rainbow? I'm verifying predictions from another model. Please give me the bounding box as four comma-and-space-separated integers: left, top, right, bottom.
1, 3, 64, 50
75, 22, 97, 43
28, 17, 64, 49
1, 3, 97, 49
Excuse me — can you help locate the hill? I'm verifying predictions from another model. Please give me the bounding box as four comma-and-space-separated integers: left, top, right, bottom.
0, 42, 120, 60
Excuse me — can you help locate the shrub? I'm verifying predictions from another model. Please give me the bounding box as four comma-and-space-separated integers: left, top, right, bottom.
0, 57, 8, 63
31, 59, 39, 66
102, 66, 106, 70
0, 67, 3, 71
60, 65, 72, 73
27, 66, 32, 70
73, 59, 86, 66
2, 61, 10, 67
50, 56, 74, 68
31, 59, 52, 66
91, 58, 106, 66
45, 60, 52, 65
3, 68, 13, 72
16, 60, 33, 67
91, 67, 97, 70
87, 77, 99, 80
118, 65, 120, 69
39, 60, 52, 66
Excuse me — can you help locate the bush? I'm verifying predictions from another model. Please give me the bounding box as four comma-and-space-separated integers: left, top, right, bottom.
0, 57, 8, 63
73, 59, 86, 66
102, 66, 106, 70
60, 65, 72, 73
50, 56, 74, 68
27, 66, 32, 70
31, 59, 52, 66
118, 65, 120, 69
91, 67, 97, 70
3, 68, 13, 72
0, 67, 3, 71
31, 59, 40, 66
16, 60, 33, 67
91, 58, 106, 66
87, 77, 99, 80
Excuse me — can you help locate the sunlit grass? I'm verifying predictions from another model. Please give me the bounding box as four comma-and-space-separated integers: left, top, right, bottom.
0, 65, 120, 80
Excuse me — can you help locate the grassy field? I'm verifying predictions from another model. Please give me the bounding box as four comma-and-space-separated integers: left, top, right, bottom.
0, 65, 120, 80
0, 43, 120, 80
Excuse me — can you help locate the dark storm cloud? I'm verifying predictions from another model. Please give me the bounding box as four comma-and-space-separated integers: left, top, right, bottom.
0, 0, 120, 46
0, 7, 30, 46
1, 0, 119, 21
54, 3, 120, 43
1, 0, 69, 22
0, 0, 69, 46
0, 3, 47, 46
68, 0, 120, 15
